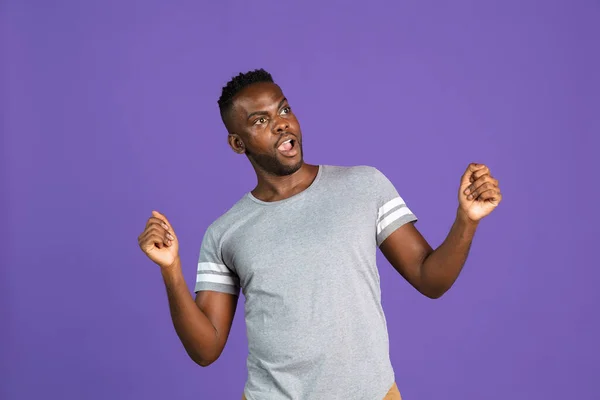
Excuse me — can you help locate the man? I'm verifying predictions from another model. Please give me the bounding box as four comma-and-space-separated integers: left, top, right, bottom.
137, 69, 502, 399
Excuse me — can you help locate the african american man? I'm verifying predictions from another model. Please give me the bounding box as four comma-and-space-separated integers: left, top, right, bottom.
137, 69, 503, 400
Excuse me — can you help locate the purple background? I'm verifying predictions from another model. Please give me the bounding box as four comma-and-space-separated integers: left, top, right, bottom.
2, 0, 599, 399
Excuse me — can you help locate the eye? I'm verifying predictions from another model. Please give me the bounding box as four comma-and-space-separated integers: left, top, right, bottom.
280, 106, 291, 115
254, 117, 268, 125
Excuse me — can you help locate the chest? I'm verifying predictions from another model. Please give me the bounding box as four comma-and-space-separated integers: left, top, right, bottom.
222, 193, 377, 291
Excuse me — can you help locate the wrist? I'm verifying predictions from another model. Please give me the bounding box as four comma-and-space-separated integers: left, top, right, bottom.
161, 256, 182, 277
456, 208, 479, 229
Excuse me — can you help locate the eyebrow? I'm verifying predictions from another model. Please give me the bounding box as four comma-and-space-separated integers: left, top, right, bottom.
246, 98, 288, 121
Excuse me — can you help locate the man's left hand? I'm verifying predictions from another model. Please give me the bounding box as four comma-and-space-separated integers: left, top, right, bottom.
459, 163, 502, 222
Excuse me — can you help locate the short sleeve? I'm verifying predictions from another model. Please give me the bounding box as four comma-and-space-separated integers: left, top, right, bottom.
194, 228, 240, 296
372, 168, 418, 247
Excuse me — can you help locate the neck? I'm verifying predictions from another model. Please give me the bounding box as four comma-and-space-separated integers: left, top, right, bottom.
251, 163, 319, 202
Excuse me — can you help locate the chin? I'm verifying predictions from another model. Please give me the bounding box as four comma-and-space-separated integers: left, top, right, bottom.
248, 148, 304, 177
275, 158, 303, 176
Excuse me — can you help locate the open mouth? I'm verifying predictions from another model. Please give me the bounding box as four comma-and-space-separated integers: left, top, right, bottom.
278, 138, 295, 151
277, 138, 298, 157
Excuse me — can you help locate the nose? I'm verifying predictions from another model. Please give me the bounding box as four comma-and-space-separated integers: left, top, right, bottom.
272, 116, 289, 133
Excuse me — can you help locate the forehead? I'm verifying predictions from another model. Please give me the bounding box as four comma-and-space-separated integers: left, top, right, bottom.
231, 82, 285, 114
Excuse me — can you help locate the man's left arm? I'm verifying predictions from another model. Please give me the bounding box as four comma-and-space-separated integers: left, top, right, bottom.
380, 163, 502, 299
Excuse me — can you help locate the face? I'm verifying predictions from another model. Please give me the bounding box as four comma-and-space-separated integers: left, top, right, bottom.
226, 82, 303, 176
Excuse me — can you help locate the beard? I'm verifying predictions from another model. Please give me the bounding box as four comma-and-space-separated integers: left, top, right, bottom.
246, 146, 303, 177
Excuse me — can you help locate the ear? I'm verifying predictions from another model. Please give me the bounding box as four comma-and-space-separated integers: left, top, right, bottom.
228, 134, 246, 154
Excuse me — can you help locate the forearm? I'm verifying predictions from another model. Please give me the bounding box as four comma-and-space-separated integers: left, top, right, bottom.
161, 257, 219, 366
419, 209, 479, 298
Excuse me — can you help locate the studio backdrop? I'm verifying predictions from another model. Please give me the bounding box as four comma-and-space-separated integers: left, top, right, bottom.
2, 0, 598, 399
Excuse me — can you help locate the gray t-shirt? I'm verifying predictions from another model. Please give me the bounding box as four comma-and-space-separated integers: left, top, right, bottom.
195, 165, 417, 399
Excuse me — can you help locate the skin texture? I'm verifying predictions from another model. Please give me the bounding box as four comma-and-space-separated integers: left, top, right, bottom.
379, 163, 502, 298
225, 82, 320, 202
137, 81, 503, 367
137, 211, 236, 366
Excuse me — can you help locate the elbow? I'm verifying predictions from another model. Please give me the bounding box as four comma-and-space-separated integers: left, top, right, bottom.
186, 348, 219, 368
416, 269, 454, 299
182, 334, 223, 368
420, 284, 450, 299
424, 290, 446, 299
191, 354, 217, 368
197, 359, 215, 368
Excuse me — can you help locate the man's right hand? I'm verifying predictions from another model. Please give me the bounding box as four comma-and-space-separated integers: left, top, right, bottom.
138, 210, 180, 269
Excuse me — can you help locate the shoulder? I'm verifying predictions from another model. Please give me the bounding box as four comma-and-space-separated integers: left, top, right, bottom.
322, 164, 393, 191
202, 195, 254, 239
322, 164, 385, 182
322, 164, 405, 202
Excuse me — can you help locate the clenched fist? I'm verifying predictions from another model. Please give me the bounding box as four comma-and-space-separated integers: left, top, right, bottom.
458, 163, 502, 222
138, 210, 179, 269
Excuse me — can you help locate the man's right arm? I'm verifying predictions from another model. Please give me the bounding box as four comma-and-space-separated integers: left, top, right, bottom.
161, 256, 238, 367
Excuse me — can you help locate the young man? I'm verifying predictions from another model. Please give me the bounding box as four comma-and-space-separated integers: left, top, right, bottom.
137, 69, 502, 399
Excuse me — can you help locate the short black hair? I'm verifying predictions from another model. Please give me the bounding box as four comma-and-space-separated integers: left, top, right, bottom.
218, 68, 274, 122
